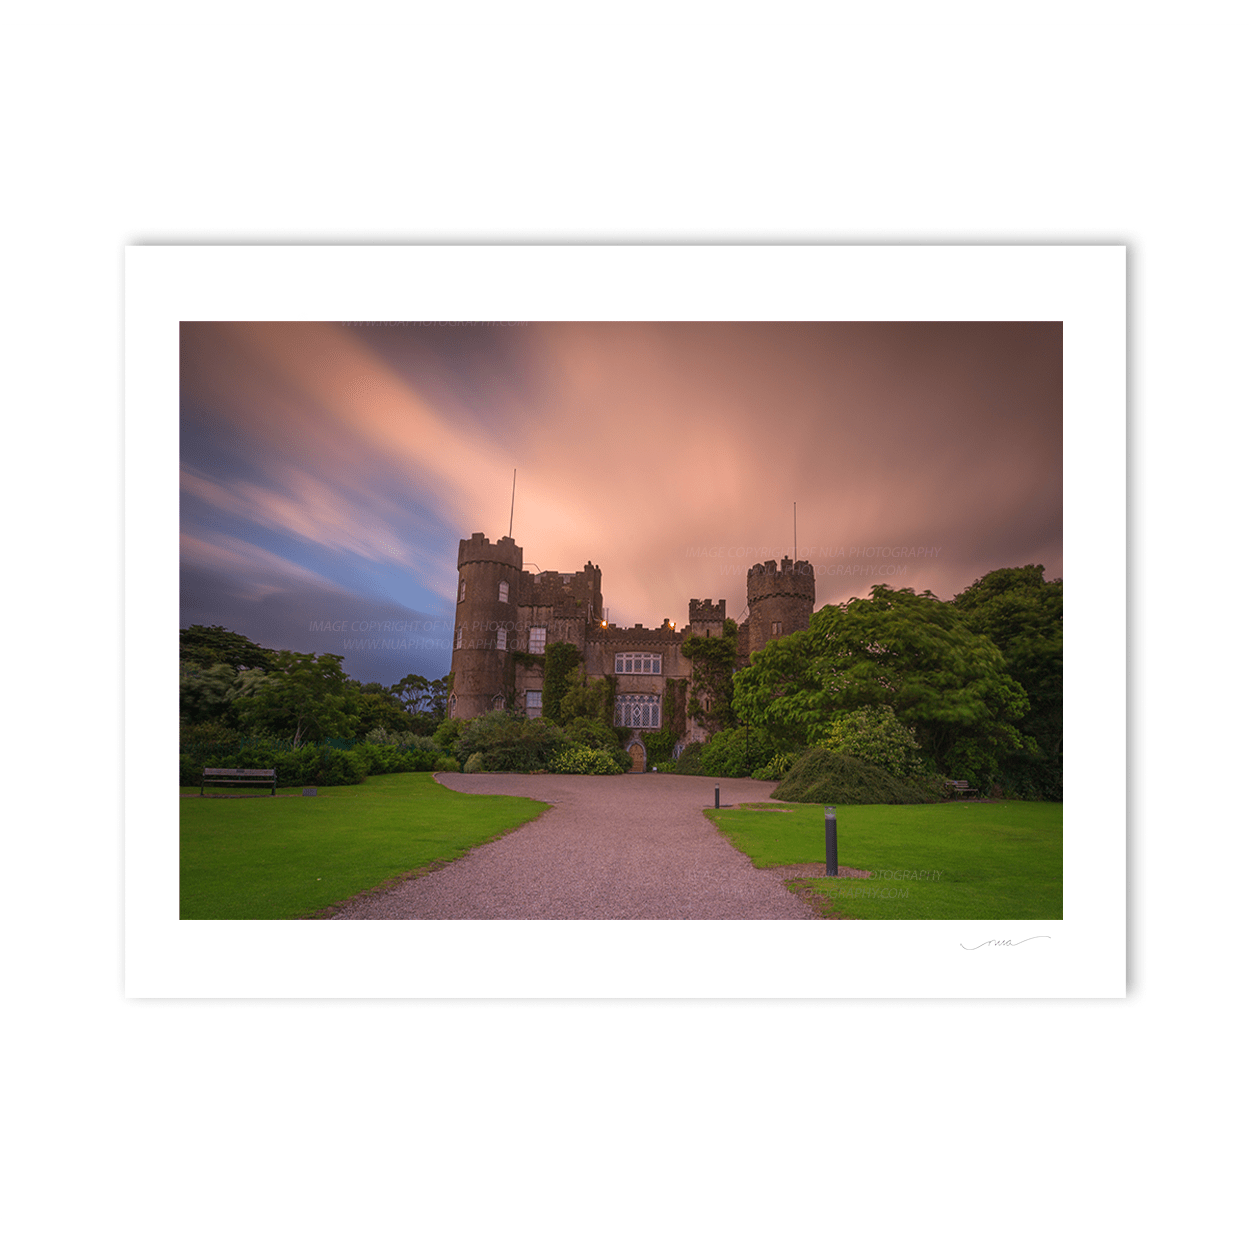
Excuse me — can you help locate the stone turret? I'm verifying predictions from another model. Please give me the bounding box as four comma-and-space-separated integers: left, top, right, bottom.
450, 533, 523, 719
746, 556, 815, 655
688, 597, 726, 637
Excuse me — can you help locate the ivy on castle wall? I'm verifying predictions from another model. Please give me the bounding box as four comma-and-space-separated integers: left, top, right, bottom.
681, 618, 738, 735
541, 641, 582, 722
663, 677, 688, 740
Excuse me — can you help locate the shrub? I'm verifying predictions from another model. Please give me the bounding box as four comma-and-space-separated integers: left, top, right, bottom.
433, 754, 461, 773
751, 751, 798, 782
816, 707, 926, 778
641, 727, 677, 764
699, 726, 773, 778
266, 745, 317, 787
455, 711, 568, 772
548, 745, 625, 775
564, 716, 621, 753
771, 750, 944, 805
463, 752, 484, 774
316, 746, 368, 787
669, 742, 705, 775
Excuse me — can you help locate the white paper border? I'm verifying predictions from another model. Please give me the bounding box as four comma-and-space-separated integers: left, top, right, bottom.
126, 245, 1124, 997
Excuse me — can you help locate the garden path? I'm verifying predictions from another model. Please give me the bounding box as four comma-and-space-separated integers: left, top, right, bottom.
330, 772, 813, 919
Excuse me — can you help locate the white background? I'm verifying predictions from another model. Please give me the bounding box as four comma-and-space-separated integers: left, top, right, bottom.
6, 3, 1243, 1248
127, 245, 1123, 998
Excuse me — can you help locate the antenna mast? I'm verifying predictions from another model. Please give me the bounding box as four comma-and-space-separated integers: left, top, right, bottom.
793, 501, 797, 563
508, 469, 516, 538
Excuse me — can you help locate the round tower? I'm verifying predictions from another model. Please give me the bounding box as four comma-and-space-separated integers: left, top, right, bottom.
746, 557, 815, 655
450, 533, 522, 719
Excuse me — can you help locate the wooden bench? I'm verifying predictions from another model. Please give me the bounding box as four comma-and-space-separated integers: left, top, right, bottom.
944, 779, 978, 800
201, 767, 277, 796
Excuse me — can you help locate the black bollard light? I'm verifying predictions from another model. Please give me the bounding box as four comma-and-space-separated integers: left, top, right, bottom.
715, 785, 720, 810
825, 805, 838, 877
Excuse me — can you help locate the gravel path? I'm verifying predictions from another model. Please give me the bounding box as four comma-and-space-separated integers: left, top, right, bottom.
330, 773, 814, 919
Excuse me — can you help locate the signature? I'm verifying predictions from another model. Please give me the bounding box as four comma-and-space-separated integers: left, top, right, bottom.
960, 936, 1051, 950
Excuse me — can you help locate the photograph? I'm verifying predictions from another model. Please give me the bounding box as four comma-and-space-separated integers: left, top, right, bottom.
178, 318, 1063, 925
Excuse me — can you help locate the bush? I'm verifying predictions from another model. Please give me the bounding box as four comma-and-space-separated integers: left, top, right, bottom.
751, 751, 798, 782
669, 742, 705, 775
641, 727, 677, 764
433, 754, 461, 773
816, 707, 927, 778
771, 750, 944, 805
316, 746, 368, 787
463, 752, 484, 774
563, 716, 621, 753
699, 726, 773, 778
274, 745, 321, 787
548, 745, 626, 775
455, 711, 568, 772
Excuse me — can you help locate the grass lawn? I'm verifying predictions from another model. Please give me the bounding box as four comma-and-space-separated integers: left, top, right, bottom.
180, 772, 548, 919
707, 801, 1062, 920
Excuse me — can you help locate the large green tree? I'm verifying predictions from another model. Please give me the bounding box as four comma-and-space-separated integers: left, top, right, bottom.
180, 624, 275, 673
232, 651, 359, 746
732, 586, 1029, 784
954, 566, 1062, 798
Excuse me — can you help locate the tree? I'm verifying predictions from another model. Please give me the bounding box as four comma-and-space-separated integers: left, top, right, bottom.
180, 624, 274, 673
232, 651, 359, 746
179, 661, 242, 726
733, 585, 1029, 784
347, 682, 411, 736
954, 566, 1062, 798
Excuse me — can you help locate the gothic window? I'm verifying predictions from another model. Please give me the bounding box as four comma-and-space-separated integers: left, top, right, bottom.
614, 694, 661, 729
496, 628, 508, 650
499, 581, 509, 603
529, 626, 547, 654
615, 652, 662, 675
459, 580, 466, 603
525, 690, 542, 719
491, 694, 506, 711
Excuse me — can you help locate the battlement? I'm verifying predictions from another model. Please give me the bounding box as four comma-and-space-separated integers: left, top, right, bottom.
688, 597, 726, 623
746, 556, 816, 600
596, 623, 683, 644
458, 533, 523, 570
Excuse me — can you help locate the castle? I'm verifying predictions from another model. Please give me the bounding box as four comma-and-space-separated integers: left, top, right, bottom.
449, 532, 816, 767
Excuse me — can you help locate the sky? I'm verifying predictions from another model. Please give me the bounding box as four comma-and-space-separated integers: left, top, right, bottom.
180, 320, 1062, 686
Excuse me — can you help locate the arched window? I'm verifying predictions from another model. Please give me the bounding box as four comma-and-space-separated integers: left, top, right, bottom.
615, 694, 661, 729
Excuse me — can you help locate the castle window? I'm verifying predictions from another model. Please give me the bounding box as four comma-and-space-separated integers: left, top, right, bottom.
499, 581, 509, 603
771, 621, 781, 636
615, 652, 662, 675
525, 690, 542, 718
615, 693, 661, 729
459, 580, 466, 603
455, 626, 463, 649
496, 628, 508, 650
529, 626, 547, 654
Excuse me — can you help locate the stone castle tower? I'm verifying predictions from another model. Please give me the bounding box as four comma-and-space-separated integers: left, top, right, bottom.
449, 532, 523, 719
745, 556, 816, 655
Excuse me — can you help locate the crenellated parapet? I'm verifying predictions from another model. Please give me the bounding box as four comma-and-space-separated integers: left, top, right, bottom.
746, 557, 816, 655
